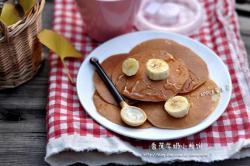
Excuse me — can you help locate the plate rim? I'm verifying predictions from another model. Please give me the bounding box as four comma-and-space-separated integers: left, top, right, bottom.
76, 30, 232, 140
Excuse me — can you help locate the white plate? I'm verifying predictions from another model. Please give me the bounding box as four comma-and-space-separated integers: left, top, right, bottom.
76, 31, 232, 140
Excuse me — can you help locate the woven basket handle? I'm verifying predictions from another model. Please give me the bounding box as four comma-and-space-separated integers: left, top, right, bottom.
0, 20, 9, 41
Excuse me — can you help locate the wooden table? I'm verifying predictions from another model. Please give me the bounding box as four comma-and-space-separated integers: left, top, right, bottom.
0, 1, 250, 166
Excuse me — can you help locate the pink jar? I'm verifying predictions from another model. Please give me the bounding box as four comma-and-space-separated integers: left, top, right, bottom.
76, 0, 141, 42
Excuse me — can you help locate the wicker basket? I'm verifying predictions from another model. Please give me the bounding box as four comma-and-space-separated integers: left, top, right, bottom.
0, 0, 45, 90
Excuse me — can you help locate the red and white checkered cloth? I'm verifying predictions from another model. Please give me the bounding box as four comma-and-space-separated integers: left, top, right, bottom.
45, 0, 250, 165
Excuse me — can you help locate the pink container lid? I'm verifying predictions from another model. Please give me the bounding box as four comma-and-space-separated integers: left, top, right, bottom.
135, 0, 204, 35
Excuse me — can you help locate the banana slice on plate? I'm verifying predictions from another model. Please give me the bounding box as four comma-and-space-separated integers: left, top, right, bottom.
146, 59, 169, 81
122, 58, 139, 76
164, 96, 190, 118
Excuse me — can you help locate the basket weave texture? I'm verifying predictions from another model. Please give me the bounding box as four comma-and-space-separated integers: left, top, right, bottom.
0, 0, 45, 90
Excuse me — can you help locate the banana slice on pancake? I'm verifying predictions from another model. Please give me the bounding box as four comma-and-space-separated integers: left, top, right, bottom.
146, 59, 170, 81
122, 58, 139, 76
164, 96, 190, 118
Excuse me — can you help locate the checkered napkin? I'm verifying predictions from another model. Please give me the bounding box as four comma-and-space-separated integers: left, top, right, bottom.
45, 0, 250, 165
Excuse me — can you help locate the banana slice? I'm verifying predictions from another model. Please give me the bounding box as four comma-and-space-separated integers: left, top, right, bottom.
122, 58, 139, 76
146, 59, 169, 81
164, 96, 190, 118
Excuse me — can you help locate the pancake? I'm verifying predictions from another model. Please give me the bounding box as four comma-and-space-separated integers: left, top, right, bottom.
137, 80, 220, 129
93, 92, 152, 128
112, 50, 189, 102
130, 39, 209, 93
93, 54, 128, 106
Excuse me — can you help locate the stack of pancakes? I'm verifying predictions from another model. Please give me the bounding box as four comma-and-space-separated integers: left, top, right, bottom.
93, 39, 220, 129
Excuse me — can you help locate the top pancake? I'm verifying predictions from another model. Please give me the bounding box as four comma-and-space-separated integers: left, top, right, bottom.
130, 39, 209, 93
138, 80, 220, 129
112, 50, 189, 102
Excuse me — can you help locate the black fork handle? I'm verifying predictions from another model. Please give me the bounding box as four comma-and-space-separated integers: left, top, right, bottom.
90, 57, 124, 105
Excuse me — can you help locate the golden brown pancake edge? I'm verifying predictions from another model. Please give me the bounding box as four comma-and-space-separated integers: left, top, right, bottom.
93, 54, 128, 106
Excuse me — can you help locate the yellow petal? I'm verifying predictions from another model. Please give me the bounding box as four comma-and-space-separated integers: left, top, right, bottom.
18, 0, 36, 15
0, 2, 21, 26
37, 29, 82, 60
37, 29, 82, 84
